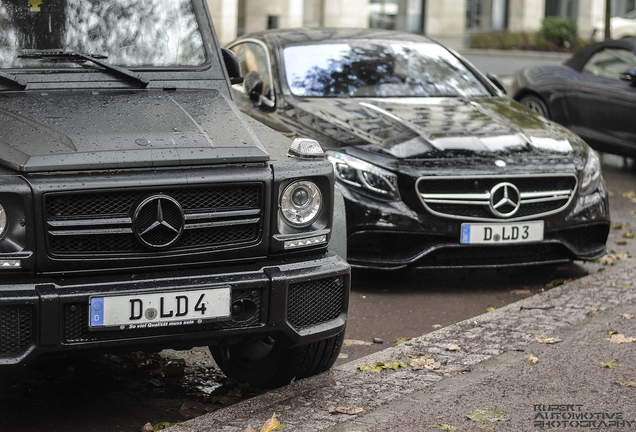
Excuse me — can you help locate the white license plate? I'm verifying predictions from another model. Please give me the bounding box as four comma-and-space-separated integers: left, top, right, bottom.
460, 221, 544, 245
89, 287, 231, 330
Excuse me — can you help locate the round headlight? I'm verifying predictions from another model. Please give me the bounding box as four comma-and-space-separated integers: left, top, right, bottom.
280, 181, 322, 228
0, 203, 6, 237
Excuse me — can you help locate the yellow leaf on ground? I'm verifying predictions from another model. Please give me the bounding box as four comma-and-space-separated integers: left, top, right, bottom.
619, 379, 636, 387
260, 413, 284, 432
600, 359, 620, 368
527, 355, 539, 364
607, 334, 636, 344
622, 284, 630, 290
358, 363, 384, 373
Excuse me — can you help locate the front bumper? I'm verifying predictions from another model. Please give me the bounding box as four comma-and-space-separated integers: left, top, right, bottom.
0, 254, 350, 369
343, 183, 610, 270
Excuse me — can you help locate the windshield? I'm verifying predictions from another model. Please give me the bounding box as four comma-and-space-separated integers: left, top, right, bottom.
0, 0, 206, 68
622, 9, 636, 19
284, 41, 490, 98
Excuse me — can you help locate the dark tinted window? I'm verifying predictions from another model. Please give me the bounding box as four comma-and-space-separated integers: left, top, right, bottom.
283, 41, 489, 98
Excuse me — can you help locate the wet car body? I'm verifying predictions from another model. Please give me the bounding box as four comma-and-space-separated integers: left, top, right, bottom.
512, 38, 636, 158
227, 28, 610, 270
0, 0, 349, 388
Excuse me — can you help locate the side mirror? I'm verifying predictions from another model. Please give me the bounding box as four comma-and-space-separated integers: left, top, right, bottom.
244, 70, 275, 110
487, 73, 507, 95
619, 68, 636, 86
221, 48, 243, 85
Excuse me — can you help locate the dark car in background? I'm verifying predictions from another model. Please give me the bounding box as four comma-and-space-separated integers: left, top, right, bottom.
226, 28, 610, 270
513, 38, 636, 158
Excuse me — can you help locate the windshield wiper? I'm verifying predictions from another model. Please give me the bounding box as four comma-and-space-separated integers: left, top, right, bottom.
18, 50, 149, 88
0, 71, 27, 89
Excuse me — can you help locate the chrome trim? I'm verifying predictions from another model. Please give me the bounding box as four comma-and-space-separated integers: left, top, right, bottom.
415, 173, 578, 222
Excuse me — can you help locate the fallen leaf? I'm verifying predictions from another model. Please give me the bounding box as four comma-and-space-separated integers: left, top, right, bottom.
436, 425, 460, 430
619, 378, 636, 387
141, 423, 153, 432
328, 406, 364, 415
447, 345, 461, 351
593, 307, 601, 312
623, 232, 635, 239
344, 339, 373, 346
432, 324, 442, 329
608, 334, 636, 344
600, 359, 620, 368
260, 413, 284, 432
620, 191, 636, 203
486, 307, 496, 312
467, 408, 509, 424
623, 314, 635, 319
622, 284, 630, 290
598, 268, 606, 273
545, 278, 566, 288
616, 240, 628, 246
527, 355, 539, 363
384, 360, 408, 371
536, 336, 563, 344
358, 362, 385, 373
409, 355, 435, 369
395, 337, 412, 346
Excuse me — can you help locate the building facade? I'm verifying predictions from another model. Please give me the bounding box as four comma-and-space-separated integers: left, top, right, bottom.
207, 0, 635, 47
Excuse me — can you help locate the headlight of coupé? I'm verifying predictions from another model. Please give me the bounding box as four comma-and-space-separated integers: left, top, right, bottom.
327, 151, 400, 200
0, 203, 6, 238
580, 150, 601, 195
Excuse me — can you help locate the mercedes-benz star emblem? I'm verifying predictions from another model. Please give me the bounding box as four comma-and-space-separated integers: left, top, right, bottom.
132, 195, 185, 249
489, 182, 521, 218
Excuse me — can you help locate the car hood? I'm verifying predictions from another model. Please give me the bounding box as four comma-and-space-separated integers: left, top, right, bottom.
282, 96, 582, 160
0, 90, 269, 173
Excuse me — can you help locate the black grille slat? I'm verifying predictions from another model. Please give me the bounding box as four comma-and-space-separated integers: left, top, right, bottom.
44, 185, 263, 256
0, 305, 33, 357
287, 277, 345, 329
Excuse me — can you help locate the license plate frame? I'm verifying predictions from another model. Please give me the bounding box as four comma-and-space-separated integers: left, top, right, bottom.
460, 221, 544, 245
88, 287, 231, 331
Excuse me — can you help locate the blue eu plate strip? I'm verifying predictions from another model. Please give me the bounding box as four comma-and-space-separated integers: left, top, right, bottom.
461, 225, 471, 244
90, 297, 104, 327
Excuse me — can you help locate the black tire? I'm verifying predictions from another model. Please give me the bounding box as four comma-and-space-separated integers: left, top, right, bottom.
520, 94, 549, 119
210, 330, 345, 389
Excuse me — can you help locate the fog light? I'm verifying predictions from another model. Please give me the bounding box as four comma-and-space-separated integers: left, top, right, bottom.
284, 235, 327, 249
0, 260, 21, 268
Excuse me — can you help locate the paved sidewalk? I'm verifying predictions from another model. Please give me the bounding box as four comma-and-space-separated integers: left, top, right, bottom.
169, 262, 636, 432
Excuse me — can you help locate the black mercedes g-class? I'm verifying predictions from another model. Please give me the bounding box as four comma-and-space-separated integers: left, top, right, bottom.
0, 0, 349, 388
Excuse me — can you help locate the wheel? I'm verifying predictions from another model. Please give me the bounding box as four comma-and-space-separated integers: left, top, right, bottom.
520, 94, 549, 119
210, 330, 345, 388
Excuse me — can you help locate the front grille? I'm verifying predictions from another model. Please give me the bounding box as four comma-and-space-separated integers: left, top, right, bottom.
63, 289, 263, 343
287, 276, 346, 329
45, 185, 263, 257
417, 174, 577, 221
0, 305, 33, 357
